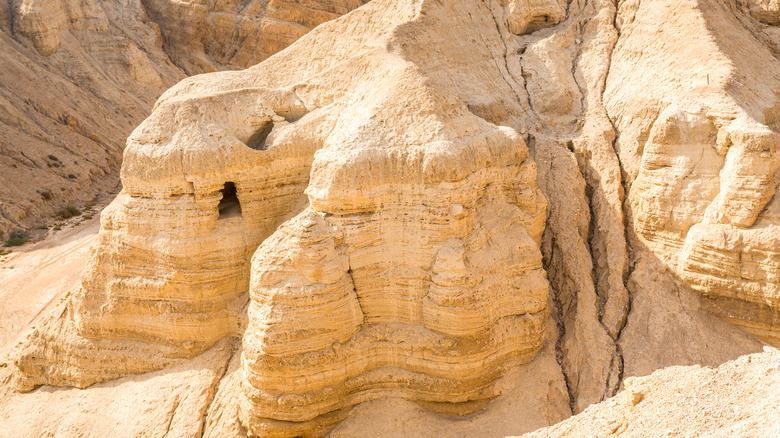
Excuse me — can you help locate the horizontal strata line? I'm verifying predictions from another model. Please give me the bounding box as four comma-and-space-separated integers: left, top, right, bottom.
242, 350, 540, 422
243, 316, 546, 387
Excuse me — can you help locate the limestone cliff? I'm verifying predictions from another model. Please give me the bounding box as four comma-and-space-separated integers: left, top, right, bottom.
3, 0, 780, 437
14, 3, 553, 435
141, 0, 369, 75
0, 0, 362, 238
609, 0, 780, 346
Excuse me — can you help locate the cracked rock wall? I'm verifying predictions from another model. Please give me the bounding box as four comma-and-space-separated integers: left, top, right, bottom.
608, 0, 780, 346
6, 0, 780, 436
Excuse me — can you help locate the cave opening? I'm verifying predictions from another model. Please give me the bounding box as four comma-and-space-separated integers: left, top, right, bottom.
218, 182, 242, 219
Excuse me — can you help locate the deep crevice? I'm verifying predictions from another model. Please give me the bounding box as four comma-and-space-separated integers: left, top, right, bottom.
550, 272, 577, 413
587, 0, 632, 399
523, 15, 554, 35
198, 340, 239, 438
346, 264, 367, 325
479, 0, 526, 108
6, 0, 14, 36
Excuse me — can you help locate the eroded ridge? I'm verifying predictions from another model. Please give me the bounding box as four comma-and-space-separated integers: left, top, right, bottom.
13, 0, 552, 414
241, 125, 547, 437
609, 0, 780, 346
13, 86, 318, 390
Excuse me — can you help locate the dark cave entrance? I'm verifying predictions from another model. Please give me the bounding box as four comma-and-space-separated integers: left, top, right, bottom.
218, 182, 242, 219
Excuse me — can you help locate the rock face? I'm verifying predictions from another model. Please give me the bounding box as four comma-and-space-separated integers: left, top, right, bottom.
141, 0, 369, 74
242, 136, 547, 435
0, 0, 363, 238
5, 0, 780, 436
0, 0, 172, 237
15, 2, 552, 434
608, 0, 780, 346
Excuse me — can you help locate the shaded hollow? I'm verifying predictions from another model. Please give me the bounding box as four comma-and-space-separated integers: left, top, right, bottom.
218, 182, 242, 219
524, 15, 554, 34
245, 121, 274, 150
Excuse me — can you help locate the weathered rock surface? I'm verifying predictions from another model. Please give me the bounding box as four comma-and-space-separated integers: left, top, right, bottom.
0, 0, 362, 238
141, 0, 369, 75
2, 0, 780, 436
523, 347, 780, 438
608, 0, 780, 345
15, 2, 553, 435
0, 337, 236, 438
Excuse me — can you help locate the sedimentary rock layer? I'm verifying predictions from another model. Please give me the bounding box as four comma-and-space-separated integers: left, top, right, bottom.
9, 0, 780, 436
0, 0, 362, 236
242, 137, 547, 435
15, 86, 318, 388
607, 0, 780, 345
141, 0, 370, 75
15, 0, 555, 434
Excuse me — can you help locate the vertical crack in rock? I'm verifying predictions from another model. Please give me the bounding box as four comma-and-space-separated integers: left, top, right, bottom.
603, 0, 778, 384
162, 395, 182, 438
5, 0, 14, 34
570, 21, 588, 129
480, 0, 527, 107
544, 219, 577, 411
9, 0, 780, 436
592, 0, 631, 399
346, 263, 367, 325
603, 30, 634, 397
515, 0, 632, 408
198, 340, 238, 438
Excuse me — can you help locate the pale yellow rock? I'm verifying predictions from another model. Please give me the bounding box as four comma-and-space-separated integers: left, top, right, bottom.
523, 349, 780, 438
607, 0, 780, 346
5, 0, 780, 436
0, 337, 235, 438
623, 376, 647, 406
502, 0, 567, 35
13, 0, 554, 435
0, 0, 360, 237
325, 333, 571, 438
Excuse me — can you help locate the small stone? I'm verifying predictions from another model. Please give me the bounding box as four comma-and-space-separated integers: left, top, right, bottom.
625, 377, 646, 406
450, 204, 465, 217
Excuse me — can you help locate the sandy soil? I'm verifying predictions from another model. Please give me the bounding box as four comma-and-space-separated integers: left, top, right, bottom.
0, 193, 114, 361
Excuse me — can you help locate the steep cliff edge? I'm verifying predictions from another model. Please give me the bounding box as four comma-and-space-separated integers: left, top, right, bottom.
2, 0, 780, 437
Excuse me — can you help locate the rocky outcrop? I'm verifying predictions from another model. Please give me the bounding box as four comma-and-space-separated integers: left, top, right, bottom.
0, 0, 171, 237
140, 0, 369, 75
14, 3, 552, 435
5, 0, 780, 436
0, 0, 362, 238
502, 0, 568, 36
607, 0, 780, 346
242, 136, 547, 435
15, 85, 318, 388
